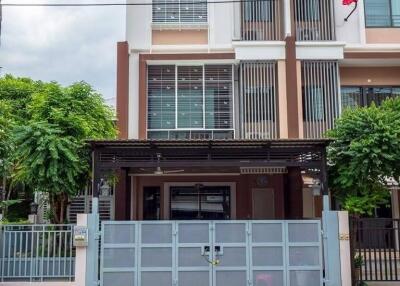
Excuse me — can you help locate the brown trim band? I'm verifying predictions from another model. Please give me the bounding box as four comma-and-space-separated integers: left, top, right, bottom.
344, 52, 400, 59
138, 53, 236, 139
116, 41, 129, 139
140, 53, 235, 61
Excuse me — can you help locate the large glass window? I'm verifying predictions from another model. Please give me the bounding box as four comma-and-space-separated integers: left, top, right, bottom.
147, 66, 176, 130
170, 185, 231, 220
177, 66, 203, 128
302, 86, 325, 121
365, 0, 400, 27
152, 0, 207, 24
295, 0, 320, 22
244, 0, 273, 22
147, 65, 234, 140
340, 87, 362, 110
341, 86, 400, 110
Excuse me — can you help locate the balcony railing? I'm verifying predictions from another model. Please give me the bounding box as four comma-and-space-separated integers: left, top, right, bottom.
294, 0, 335, 41
240, 0, 283, 41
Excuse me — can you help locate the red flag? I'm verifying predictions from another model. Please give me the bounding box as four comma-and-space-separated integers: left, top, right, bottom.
343, 0, 357, 5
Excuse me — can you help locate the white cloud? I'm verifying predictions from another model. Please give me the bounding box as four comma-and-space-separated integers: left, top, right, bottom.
0, 0, 125, 106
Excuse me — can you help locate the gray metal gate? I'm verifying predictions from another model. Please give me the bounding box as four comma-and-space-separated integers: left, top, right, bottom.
100, 220, 322, 286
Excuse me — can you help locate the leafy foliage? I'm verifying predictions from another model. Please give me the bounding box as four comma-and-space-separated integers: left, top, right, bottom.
327, 98, 400, 215
0, 100, 14, 174
13, 121, 83, 196
0, 75, 117, 223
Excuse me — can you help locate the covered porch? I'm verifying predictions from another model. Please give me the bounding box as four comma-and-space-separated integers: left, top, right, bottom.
89, 139, 330, 221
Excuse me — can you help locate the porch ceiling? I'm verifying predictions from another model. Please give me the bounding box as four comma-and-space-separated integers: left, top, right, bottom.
89, 139, 331, 169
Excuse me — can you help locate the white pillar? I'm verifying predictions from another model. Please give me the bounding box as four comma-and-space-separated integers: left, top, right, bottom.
338, 211, 352, 286
75, 214, 88, 286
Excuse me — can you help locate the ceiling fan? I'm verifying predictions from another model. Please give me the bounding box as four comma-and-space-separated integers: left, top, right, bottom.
140, 153, 185, 175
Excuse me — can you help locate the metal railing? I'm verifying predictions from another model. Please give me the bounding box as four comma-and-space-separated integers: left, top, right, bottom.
0, 224, 76, 282
350, 218, 400, 283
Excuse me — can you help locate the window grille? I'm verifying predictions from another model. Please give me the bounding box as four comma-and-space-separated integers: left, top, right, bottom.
302, 61, 340, 139
152, 0, 207, 24
239, 61, 278, 139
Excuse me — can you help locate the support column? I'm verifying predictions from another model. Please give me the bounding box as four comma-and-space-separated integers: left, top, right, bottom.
277, 60, 288, 138
115, 168, 130, 220
285, 167, 303, 219
138, 54, 147, 139
116, 41, 129, 139
321, 148, 330, 211
91, 150, 100, 214
285, 36, 300, 138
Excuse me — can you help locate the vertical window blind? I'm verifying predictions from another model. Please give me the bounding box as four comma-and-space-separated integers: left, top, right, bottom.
239, 61, 278, 139
152, 0, 208, 23
147, 65, 234, 140
302, 61, 340, 139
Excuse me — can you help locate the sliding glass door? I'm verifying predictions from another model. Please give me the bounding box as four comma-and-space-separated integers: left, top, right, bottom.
170, 186, 231, 220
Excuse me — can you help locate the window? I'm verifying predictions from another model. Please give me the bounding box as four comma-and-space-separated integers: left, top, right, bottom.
240, 0, 282, 41
147, 65, 234, 140
152, 0, 207, 24
365, 0, 400, 27
170, 186, 231, 220
294, 0, 336, 41
301, 61, 340, 138
341, 87, 362, 110
341, 86, 400, 110
295, 0, 320, 22
239, 62, 279, 139
243, 0, 273, 22
302, 86, 324, 121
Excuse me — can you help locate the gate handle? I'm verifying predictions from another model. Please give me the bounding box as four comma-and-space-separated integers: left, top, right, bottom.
214, 245, 223, 255
201, 245, 220, 266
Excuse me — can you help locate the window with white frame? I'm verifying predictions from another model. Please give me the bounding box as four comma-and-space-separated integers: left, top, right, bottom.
147, 65, 234, 140
152, 0, 208, 24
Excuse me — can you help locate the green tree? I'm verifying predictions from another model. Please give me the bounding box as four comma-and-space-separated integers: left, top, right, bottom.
0, 100, 15, 201
12, 122, 83, 223
327, 98, 400, 216
0, 75, 117, 223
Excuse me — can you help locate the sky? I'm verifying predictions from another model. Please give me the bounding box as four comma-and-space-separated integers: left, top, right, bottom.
0, 0, 126, 106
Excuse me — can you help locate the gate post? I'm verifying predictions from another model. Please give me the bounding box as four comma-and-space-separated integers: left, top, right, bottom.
85, 212, 100, 286
323, 211, 352, 286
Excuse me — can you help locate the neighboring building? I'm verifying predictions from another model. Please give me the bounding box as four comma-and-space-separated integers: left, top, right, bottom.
109, 0, 400, 221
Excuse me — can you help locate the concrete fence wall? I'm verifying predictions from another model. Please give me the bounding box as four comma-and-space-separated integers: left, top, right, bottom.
0, 211, 359, 286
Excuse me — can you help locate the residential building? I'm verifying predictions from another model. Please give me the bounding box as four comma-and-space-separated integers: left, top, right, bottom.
99, 0, 400, 222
